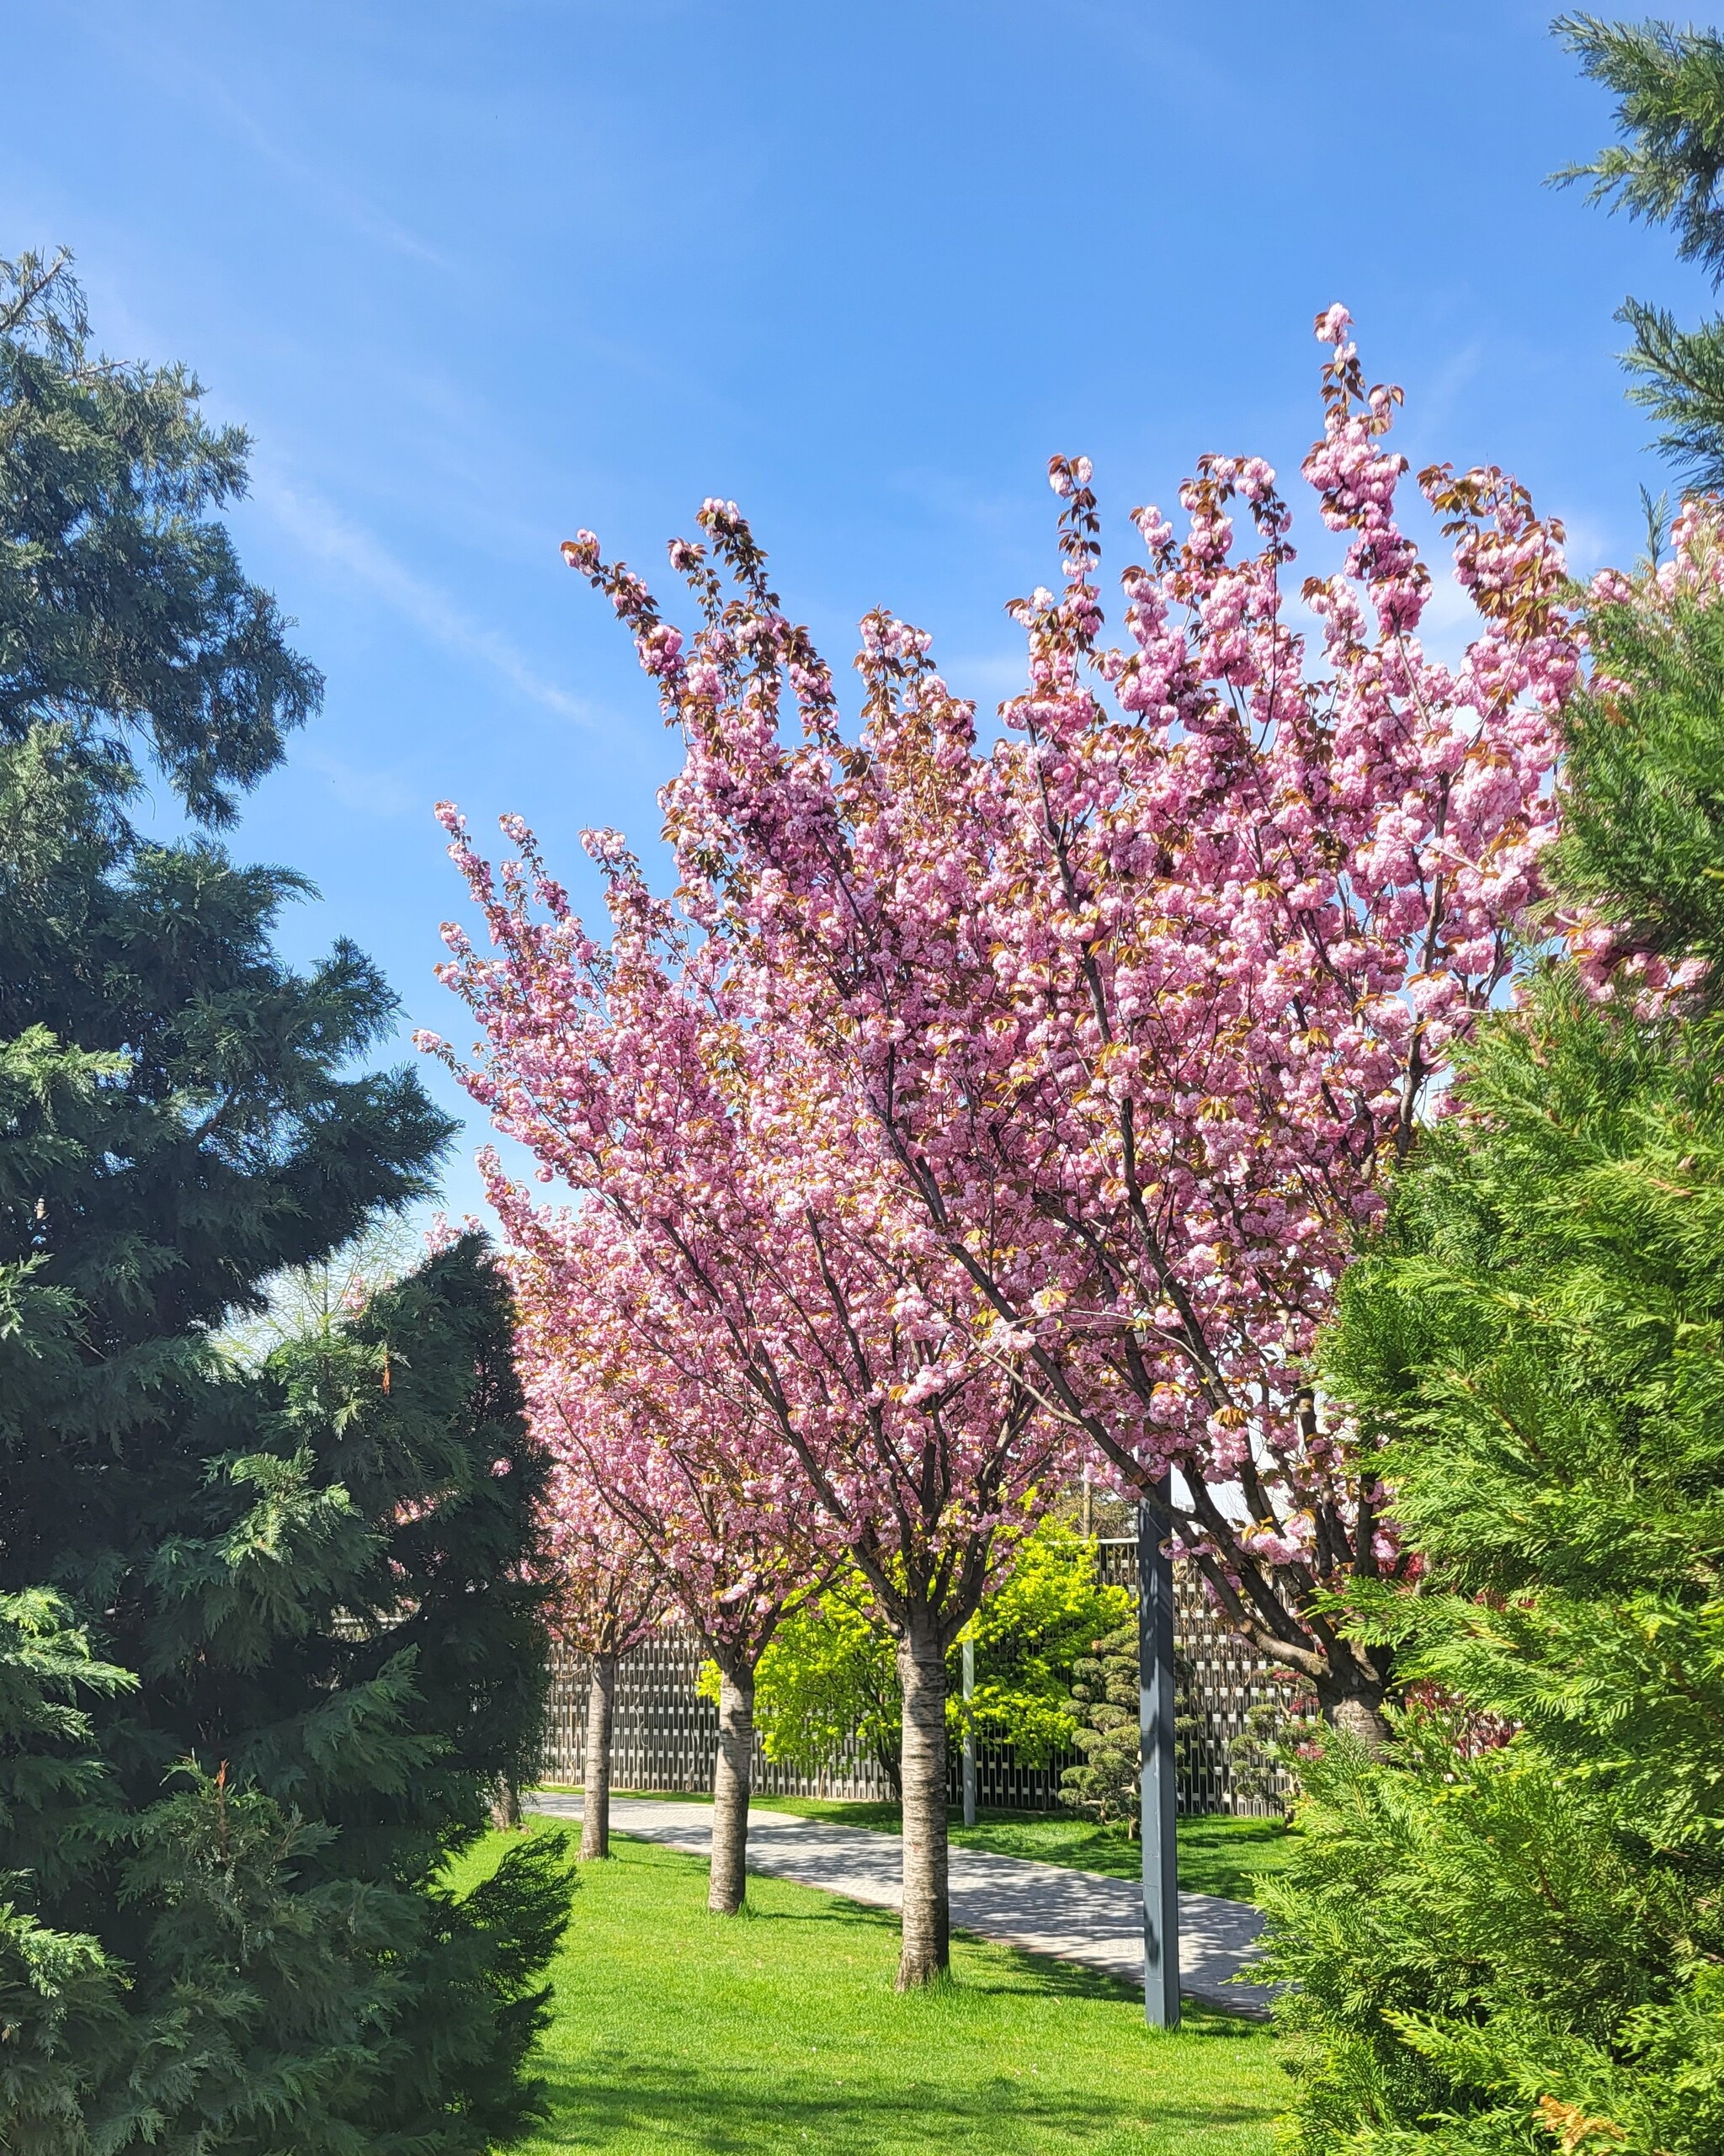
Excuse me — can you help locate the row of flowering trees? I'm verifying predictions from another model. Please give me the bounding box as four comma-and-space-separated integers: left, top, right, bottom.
420, 307, 1583, 1988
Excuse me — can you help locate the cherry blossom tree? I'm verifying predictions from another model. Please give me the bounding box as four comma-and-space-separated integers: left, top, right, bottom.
496, 1184, 828, 1914
552, 308, 1582, 1746
422, 834, 1069, 1983
535, 1467, 661, 1859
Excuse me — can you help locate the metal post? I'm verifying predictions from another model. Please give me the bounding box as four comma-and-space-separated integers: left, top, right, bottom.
960, 1634, 976, 1828
1139, 1483, 1180, 2029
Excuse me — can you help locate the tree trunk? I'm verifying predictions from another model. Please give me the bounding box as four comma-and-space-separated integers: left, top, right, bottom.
1316, 1658, 1393, 1755
1328, 1689, 1392, 1754
709, 1664, 753, 1915
580, 1650, 617, 1861
896, 1610, 950, 1989
490, 1777, 523, 1832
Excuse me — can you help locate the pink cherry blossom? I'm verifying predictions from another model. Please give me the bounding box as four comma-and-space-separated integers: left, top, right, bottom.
428, 817, 1072, 1978
530, 309, 1579, 1730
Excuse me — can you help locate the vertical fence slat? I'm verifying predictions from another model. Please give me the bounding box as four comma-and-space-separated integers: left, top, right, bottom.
537, 1545, 1294, 1814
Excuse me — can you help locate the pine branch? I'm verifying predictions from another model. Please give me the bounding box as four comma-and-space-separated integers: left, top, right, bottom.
1556, 14, 1724, 284
1616, 295, 1724, 487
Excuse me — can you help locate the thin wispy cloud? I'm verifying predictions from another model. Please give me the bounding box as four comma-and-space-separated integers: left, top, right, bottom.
201, 79, 455, 273
257, 472, 594, 726
300, 747, 421, 821
79, 9, 456, 275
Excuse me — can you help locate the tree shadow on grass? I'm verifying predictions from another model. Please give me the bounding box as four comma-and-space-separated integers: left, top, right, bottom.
737, 1894, 1264, 2031
947, 1944, 1270, 2032
725, 1896, 901, 1941
534, 2057, 1271, 2155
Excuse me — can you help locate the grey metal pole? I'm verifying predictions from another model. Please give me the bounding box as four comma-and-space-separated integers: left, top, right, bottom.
1139, 1483, 1180, 2029
961, 1635, 976, 1828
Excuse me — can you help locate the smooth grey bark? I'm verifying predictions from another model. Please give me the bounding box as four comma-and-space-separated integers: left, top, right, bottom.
960, 1635, 976, 1830
896, 1610, 950, 1988
1138, 1488, 1180, 2028
709, 1664, 754, 1914
580, 1650, 617, 1861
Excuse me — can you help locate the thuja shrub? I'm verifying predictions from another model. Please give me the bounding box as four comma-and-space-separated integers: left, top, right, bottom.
1258, 528, 1724, 2156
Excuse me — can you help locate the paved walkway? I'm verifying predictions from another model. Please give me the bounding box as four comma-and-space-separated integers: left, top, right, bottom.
528, 1792, 1273, 2015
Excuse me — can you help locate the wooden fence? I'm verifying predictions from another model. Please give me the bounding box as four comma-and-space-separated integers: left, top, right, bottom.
538, 1539, 1296, 1815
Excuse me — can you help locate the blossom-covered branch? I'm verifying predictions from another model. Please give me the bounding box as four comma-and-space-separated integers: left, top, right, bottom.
549, 308, 1580, 1740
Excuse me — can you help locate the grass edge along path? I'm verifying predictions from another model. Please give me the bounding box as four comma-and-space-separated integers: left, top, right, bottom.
533, 1788, 1297, 1904
453, 1826, 1284, 2156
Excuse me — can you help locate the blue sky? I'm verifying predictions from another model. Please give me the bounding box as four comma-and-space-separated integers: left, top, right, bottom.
3, 1, 1713, 1216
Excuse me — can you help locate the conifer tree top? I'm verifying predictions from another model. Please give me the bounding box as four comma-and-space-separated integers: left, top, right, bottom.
0, 249, 321, 823
1557, 14, 1724, 278
1557, 15, 1724, 487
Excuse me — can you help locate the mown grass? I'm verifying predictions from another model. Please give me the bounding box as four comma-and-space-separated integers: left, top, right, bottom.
456, 1826, 1283, 2156
537, 1786, 1299, 1903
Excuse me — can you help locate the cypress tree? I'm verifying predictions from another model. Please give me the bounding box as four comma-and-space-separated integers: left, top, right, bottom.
1258, 551, 1724, 2155
0, 252, 570, 2154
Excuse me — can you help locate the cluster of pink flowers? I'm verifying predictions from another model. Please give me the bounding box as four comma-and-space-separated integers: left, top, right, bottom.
536, 1456, 662, 1663
421, 815, 1070, 1688
501, 1183, 817, 1674
426, 310, 1586, 1717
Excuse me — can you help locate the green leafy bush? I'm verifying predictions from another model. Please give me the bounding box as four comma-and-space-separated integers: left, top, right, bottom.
721, 1583, 904, 1791
745, 1519, 1131, 1791
966, 1521, 1135, 1763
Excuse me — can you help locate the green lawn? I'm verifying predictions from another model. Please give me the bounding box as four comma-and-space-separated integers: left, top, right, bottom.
537, 1786, 1299, 1904
458, 1827, 1283, 2156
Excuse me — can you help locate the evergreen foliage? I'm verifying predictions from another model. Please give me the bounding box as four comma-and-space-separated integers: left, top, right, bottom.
1555, 564, 1724, 998
1259, 575, 1724, 2154
0, 1591, 131, 2154
1057, 1622, 1140, 1834
1226, 1693, 1316, 1820
1559, 15, 1724, 487
1053, 1621, 1214, 1834
0, 255, 572, 2153
0, 250, 320, 823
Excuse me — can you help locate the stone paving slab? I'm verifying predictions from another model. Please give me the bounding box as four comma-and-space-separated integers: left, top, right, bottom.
528, 1791, 1274, 2015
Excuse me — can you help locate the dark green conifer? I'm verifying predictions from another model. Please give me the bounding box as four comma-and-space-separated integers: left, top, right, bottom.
0, 249, 320, 822
1058, 1623, 1141, 1835
0, 251, 570, 2155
